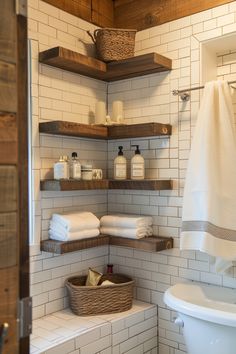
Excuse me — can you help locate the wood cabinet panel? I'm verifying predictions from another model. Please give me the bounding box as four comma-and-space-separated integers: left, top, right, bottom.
0, 114, 17, 164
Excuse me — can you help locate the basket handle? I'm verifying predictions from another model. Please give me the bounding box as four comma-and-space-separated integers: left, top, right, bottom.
87, 29, 100, 44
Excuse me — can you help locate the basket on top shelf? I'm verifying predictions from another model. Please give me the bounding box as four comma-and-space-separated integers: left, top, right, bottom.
66, 273, 134, 316
87, 28, 137, 62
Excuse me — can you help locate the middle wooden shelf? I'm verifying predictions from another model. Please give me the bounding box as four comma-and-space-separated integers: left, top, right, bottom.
40, 179, 172, 191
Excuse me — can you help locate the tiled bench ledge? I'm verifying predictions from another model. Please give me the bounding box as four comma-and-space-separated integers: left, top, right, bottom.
31, 300, 157, 354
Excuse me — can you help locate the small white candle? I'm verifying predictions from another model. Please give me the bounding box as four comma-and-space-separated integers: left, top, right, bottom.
95, 101, 106, 124
112, 100, 124, 123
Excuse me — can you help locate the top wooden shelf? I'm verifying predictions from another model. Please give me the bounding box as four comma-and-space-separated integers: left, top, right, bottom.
39, 47, 172, 82
39, 121, 172, 140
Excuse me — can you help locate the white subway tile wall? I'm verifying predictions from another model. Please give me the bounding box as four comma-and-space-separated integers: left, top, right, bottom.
29, 1, 236, 353
29, 0, 108, 320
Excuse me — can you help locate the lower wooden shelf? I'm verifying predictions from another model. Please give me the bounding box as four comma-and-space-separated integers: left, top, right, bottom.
41, 235, 173, 254
40, 179, 172, 191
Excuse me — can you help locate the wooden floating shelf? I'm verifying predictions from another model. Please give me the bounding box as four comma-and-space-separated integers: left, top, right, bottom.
40, 179, 172, 191
109, 236, 173, 252
40, 179, 109, 191
41, 235, 173, 254
109, 179, 172, 190
39, 120, 108, 140
39, 121, 172, 140
39, 47, 172, 82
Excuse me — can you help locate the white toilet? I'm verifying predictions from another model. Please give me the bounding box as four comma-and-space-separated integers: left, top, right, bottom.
164, 282, 236, 354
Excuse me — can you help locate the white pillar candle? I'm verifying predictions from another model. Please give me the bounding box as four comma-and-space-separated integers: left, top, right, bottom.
112, 100, 124, 123
95, 101, 106, 124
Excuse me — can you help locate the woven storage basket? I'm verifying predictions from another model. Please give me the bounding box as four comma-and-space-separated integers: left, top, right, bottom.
87, 28, 137, 62
65, 273, 134, 316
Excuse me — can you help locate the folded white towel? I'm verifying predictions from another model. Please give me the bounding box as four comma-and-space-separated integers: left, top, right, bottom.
50, 220, 96, 235
52, 212, 100, 232
49, 228, 100, 241
100, 214, 153, 229
100, 226, 153, 239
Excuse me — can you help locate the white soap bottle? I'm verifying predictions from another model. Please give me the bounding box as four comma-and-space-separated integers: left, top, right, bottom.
114, 146, 127, 180
131, 145, 145, 180
70, 152, 81, 179
54, 156, 69, 180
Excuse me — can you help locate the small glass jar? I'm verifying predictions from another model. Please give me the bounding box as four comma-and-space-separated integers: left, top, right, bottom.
81, 164, 93, 180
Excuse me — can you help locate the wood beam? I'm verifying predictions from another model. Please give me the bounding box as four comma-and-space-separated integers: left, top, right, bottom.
42, 0, 114, 28
114, 0, 235, 30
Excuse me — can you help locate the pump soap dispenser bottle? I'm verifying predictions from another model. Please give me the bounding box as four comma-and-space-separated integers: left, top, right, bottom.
114, 146, 127, 180
131, 145, 145, 180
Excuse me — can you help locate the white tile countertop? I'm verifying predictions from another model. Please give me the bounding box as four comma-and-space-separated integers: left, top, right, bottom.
31, 300, 157, 354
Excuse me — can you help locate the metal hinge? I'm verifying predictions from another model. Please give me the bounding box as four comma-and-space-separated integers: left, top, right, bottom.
18, 297, 32, 339
15, 0, 27, 16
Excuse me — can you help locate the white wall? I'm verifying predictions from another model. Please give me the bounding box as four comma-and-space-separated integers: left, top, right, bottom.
108, 3, 236, 354
28, 0, 236, 353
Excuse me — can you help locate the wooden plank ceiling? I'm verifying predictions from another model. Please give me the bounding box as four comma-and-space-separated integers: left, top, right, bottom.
43, 0, 235, 30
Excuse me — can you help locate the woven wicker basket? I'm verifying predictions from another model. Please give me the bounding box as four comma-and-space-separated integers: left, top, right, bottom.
87, 28, 137, 62
65, 273, 134, 316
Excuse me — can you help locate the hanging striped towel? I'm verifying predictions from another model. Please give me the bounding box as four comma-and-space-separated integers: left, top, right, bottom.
180, 80, 236, 273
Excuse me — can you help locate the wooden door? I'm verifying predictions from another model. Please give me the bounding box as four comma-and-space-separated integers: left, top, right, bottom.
0, 1, 29, 354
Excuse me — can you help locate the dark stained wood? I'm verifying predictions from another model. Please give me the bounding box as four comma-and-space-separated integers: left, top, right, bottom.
105, 53, 172, 81
91, 0, 114, 27
114, 0, 235, 30
0, 213, 17, 268
0, 114, 17, 164
43, 0, 92, 23
0, 61, 17, 113
40, 234, 173, 254
40, 179, 109, 191
39, 47, 107, 81
39, 47, 172, 82
41, 235, 110, 254
17, 12, 29, 354
39, 121, 172, 140
0, 266, 18, 354
42, 0, 114, 28
40, 179, 172, 191
0, 1, 16, 63
0, 1, 28, 353
109, 179, 172, 190
108, 122, 172, 139
109, 235, 173, 252
39, 120, 108, 139
0, 166, 17, 213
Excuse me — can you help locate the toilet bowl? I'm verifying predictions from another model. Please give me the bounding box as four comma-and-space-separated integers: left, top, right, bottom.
164, 282, 236, 354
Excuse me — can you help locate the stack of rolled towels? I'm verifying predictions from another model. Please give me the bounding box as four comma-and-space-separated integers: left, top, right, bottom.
100, 214, 153, 239
49, 212, 100, 241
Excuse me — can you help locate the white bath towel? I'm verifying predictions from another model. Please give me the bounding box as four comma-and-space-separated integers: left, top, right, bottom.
51, 212, 100, 232
100, 214, 153, 229
180, 80, 236, 272
100, 226, 153, 239
49, 228, 100, 241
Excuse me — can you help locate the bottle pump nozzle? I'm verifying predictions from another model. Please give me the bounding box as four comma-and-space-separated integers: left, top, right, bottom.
131, 145, 140, 154
118, 146, 123, 156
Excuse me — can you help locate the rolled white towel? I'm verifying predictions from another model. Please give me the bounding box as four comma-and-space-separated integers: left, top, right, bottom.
100, 226, 153, 239
52, 212, 100, 232
49, 228, 100, 241
100, 214, 152, 229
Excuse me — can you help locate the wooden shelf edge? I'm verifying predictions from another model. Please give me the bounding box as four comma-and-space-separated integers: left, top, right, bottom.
41, 235, 173, 254
39, 121, 172, 140
40, 179, 172, 191
109, 235, 173, 252
40, 179, 109, 191
41, 235, 110, 254
108, 179, 172, 191
39, 121, 108, 140
39, 47, 172, 82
